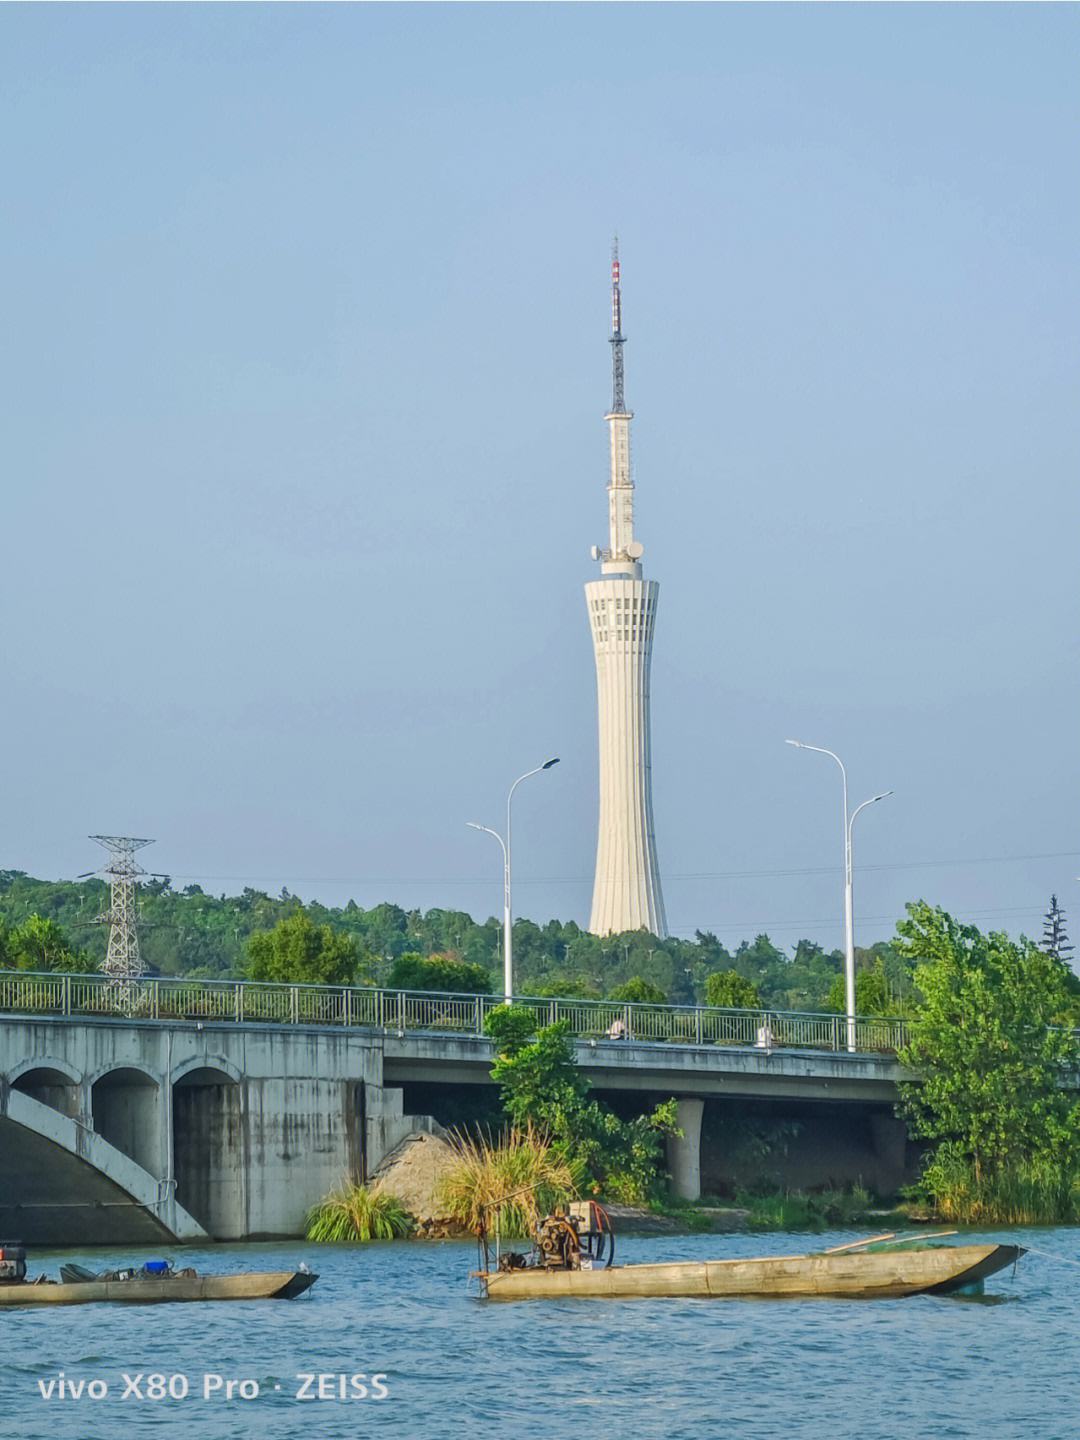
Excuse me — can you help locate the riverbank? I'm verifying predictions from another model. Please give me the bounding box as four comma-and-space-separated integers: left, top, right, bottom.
640, 1190, 912, 1235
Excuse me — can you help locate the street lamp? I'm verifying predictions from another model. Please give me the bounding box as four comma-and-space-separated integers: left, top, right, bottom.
468, 758, 560, 1003
786, 740, 892, 1053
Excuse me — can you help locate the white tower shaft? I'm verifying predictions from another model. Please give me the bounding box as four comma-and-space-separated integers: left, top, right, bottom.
586, 244, 667, 938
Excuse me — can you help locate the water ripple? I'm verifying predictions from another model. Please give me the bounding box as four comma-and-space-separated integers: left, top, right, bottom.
2, 1229, 1079, 1439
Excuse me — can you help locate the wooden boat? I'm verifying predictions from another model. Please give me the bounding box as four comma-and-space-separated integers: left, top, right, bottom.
474, 1206, 1024, 1301
0, 1269, 317, 1307
480, 1241, 1023, 1301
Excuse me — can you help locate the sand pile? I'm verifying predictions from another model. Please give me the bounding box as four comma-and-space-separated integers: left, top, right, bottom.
370, 1131, 466, 1238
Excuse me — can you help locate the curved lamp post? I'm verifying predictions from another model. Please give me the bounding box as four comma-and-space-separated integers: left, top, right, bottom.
786, 740, 892, 1052
468, 758, 560, 1003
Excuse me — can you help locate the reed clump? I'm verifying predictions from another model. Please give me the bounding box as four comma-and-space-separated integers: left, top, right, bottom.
437, 1125, 582, 1238
918, 1152, 1080, 1226
305, 1182, 414, 1242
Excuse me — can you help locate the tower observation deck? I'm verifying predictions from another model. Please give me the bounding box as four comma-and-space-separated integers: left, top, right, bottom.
585, 243, 667, 938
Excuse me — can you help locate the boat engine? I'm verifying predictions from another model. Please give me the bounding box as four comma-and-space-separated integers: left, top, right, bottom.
0, 1242, 27, 1284
534, 1202, 614, 1271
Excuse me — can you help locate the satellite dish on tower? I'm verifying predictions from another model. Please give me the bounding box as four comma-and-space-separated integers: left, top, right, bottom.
626, 541, 644, 560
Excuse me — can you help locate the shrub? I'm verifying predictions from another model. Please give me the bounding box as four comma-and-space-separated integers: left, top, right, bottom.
437, 1126, 582, 1237
305, 1183, 414, 1242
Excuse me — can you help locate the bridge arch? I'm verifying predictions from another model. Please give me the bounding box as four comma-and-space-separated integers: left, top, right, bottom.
86, 1059, 160, 1088
91, 1067, 161, 1176
10, 1060, 82, 1118
171, 1064, 246, 1238
171, 1054, 243, 1086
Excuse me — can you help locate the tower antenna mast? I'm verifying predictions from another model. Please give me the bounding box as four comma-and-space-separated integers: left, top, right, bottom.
89, 835, 154, 1007
610, 236, 626, 414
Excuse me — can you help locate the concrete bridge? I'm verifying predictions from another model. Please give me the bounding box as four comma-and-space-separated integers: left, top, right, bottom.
0, 972, 913, 1243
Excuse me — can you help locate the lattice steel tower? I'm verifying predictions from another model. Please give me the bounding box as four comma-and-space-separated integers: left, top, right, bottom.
90, 835, 154, 1000
585, 242, 668, 937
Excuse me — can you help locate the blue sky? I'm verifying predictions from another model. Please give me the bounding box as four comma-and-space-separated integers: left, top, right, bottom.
2, 4, 1077, 950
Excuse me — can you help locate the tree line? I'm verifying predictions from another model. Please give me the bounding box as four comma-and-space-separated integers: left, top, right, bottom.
0, 868, 913, 1013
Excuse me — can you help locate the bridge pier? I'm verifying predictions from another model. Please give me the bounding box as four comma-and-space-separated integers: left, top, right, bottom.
666, 1098, 704, 1201
173, 1066, 246, 1239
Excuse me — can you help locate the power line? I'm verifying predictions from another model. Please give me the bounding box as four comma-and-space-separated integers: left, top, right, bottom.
150, 847, 1080, 889
668, 905, 1046, 937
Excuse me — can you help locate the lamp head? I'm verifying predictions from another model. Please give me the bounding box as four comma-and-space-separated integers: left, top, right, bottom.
542, 757, 561, 770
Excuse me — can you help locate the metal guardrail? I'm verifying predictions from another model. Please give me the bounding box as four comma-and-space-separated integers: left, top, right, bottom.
0, 969, 909, 1055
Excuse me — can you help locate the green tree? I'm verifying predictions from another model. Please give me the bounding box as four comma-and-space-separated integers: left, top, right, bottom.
529, 976, 600, 999
824, 959, 900, 1016
896, 902, 1080, 1215
609, 976, 667, 1004
705, 970, 762, 1009
387, 953, 492, 994
245, 910, 362, 986
7, 915, 95, 973
483, 1006, 678, 1203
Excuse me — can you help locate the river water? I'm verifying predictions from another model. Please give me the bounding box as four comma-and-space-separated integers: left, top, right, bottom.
3, 1227, 1078, 1440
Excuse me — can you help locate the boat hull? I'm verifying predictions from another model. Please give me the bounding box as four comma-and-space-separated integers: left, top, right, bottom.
481, 1244, 1022, 1301
0, 1270, 317, 1307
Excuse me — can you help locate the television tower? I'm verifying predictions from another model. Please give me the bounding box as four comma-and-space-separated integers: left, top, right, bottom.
585, 242, 668, 937
89, 835, 154, 1003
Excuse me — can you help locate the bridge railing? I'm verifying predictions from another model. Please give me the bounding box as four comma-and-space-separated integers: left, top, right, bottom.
0, 969, 909, 1055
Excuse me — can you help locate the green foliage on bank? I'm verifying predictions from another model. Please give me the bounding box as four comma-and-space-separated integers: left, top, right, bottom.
735, 1185, 875, 1232
897, 902, 1080, 1224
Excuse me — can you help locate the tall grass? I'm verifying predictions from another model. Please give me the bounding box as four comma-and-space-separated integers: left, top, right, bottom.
735, 1185, 874, 1232
437, 1126, 582, 1238
306, 1182, 414, 1242
918, 1152, 1080, 1226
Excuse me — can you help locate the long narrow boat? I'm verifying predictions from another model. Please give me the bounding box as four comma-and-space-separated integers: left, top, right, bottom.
475, 1204, 1024, 1302
0, 1270, 317, 1307
480, 1242, 1023, 1301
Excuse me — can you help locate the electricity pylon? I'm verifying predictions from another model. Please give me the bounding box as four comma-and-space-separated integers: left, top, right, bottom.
88, 835, 154, 1007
